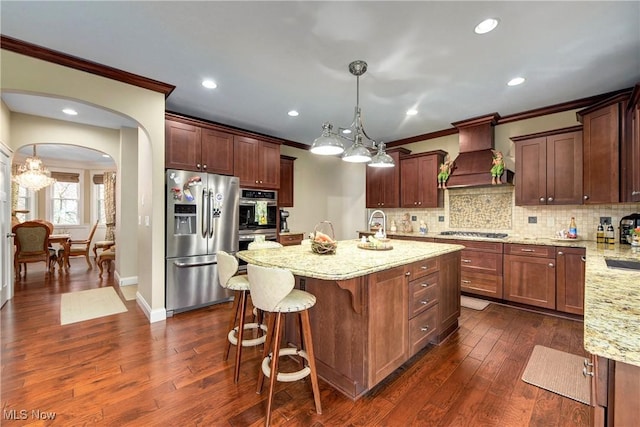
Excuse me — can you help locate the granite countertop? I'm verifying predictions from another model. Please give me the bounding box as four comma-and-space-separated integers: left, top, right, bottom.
360, 230, 640, 367
237, 239, 464, 281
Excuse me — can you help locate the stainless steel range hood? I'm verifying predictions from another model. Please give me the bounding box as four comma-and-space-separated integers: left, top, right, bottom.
446, 113, 514, 188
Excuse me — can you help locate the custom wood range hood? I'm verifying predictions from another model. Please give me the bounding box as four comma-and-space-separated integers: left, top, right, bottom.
446, 113, 514, 188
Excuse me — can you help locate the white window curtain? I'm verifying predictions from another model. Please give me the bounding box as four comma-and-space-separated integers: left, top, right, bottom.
104, 171, 116, 241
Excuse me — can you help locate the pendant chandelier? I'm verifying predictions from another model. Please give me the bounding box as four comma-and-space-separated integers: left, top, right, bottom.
310, 60, 395, 168
12, 144, 56, 191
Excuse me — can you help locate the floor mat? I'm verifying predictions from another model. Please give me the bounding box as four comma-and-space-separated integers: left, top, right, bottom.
522, 345, 590, 405
461, 295, 490, 310
60, 287, 127, 325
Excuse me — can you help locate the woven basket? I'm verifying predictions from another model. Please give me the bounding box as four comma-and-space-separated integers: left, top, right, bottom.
311, 221, 337, 255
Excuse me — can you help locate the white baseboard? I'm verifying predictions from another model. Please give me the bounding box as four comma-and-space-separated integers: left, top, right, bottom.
118, 275, 138, 286
136, 293, 166, 323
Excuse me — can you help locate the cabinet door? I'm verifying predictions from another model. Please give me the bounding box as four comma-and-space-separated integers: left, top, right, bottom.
437, 251, 461, 341
233, 136, 260, 187
165, 120, 201, 171
582, 103, 620, 204
200, 128, 234, 175
366, 166, 385, 208
515, 137, 547, 205
259, 141, 280, 189
400, 157, 419, 207
279, 156, 295, 207
555, 247, 585, 315
546, 131, 583, 205
416, 155, 440, 208
503, 254, 556, 309
368, 266, 408, 385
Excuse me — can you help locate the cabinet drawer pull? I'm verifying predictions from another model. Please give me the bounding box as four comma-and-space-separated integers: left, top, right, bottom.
421, 299, 429, 305
462, 259, 472, 263
461, 280, 471, 284
421, 283, 429, 287
582, 366, 594, 377
548, 263, 554, 268
584, 359, 593, 368
420, 265, 429, 270
520, 249, 535, 252
539, 197, 545, 202
405, 272, 411, 276
557, 251, 564, 255
581, 256, 586, 262
420, 325, 430, 332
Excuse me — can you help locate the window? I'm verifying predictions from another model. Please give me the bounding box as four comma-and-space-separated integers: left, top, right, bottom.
50, 172, 80, 225
15, 186, 33, 222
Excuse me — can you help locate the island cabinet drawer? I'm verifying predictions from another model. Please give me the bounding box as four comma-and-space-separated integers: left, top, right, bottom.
408, 258, 439, 279
409, 275, 439, 318
460, 251, 503, 274
409, 304, 439, 355
504, 244, 554, 258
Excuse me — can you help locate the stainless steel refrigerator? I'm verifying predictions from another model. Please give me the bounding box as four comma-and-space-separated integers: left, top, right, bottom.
165, 169, 239, 315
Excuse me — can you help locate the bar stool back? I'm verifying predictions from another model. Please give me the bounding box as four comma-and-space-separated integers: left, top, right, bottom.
247, 263, 322, 426
217, 251, 267, 383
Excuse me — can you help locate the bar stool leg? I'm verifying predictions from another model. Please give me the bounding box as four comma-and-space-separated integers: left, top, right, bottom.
257, 313, 277, 394
300, 309, 322, 414
233, 290, 248, 384
265, 312, 283, 427
223, 292, 242, 361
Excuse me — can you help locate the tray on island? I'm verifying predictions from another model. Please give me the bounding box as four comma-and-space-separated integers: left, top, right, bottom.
357, 243, 393, 251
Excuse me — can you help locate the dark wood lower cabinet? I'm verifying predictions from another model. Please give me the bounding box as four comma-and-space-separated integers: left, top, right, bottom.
503, 244, 556, 309
556, 247, 586, 315
589, 354, 640, 427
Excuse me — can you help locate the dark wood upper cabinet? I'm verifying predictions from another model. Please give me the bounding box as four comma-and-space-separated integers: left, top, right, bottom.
400, 150, 446, 208
577, 92, 630, 204
234, 136, 280, 189
365, 148, 410, 208
165, 116, 234, 174
279, 155, 296, 207
512, 126, 583, 206
623, 83, 640, 202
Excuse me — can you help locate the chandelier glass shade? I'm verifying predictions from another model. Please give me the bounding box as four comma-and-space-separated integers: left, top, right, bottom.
311, 60, 395, 168
12, 145, 56, 191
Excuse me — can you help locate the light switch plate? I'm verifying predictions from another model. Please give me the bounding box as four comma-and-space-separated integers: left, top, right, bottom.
528, 216, 537, 224
411, 215, 417, 221
600, 216, 611, 225
438, 216, 444, 222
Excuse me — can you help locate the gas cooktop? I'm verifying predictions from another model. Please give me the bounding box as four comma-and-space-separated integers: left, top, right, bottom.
439, 231, 509, 239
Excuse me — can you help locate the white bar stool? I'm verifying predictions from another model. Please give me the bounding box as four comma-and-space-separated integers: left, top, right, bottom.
247, 263, 322, 426
217, 251, 267, 383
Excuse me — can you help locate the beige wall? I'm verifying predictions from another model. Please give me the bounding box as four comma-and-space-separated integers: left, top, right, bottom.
1, 101, 10, 147
2, 49, 166, 322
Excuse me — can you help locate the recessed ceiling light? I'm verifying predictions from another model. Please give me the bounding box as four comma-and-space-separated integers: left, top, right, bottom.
474, 18, 499, 34
102, 154, 111, 158
507, 77, 526, 86
202, 79, 217, 89
342, 129, 352, 135
406, 109, 418, 116
288, 110, 299, 117
62, 108, 78, 115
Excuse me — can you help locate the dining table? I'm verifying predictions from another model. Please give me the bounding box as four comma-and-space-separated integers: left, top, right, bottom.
48, 234, 71, 270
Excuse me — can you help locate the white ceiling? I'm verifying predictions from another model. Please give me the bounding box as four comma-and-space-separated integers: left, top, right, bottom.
1, 1, 639, 153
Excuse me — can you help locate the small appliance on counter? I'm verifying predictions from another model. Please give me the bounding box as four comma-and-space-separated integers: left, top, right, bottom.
620, 213, 640, 244
280, 209, 290, 232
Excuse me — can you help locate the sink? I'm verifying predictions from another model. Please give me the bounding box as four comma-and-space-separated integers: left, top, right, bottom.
605, 259, 640, 271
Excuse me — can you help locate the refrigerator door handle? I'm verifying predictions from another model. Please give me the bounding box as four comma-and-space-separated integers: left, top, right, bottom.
209, 188, 215, 239
173, 260, 217, 268
202, 188, 209, 238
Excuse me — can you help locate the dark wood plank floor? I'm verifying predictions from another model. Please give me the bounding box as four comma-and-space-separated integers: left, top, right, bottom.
1, 260, 591, 426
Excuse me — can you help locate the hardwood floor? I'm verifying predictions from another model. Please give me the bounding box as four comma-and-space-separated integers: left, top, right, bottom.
1, 260, 591, 426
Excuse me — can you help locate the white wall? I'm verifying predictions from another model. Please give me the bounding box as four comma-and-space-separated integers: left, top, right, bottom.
2, 49, 167, 322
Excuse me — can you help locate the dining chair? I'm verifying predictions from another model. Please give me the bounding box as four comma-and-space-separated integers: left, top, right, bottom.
59, 220, 99, 269
12, 221, 58, 279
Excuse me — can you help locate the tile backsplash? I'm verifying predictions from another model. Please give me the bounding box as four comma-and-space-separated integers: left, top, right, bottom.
380, 186, 640, 241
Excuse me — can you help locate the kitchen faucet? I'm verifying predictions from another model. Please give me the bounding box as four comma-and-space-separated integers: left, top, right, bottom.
368, 210, 386, 238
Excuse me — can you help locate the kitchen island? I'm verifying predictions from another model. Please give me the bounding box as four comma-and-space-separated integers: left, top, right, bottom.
237, 239, 464, 400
